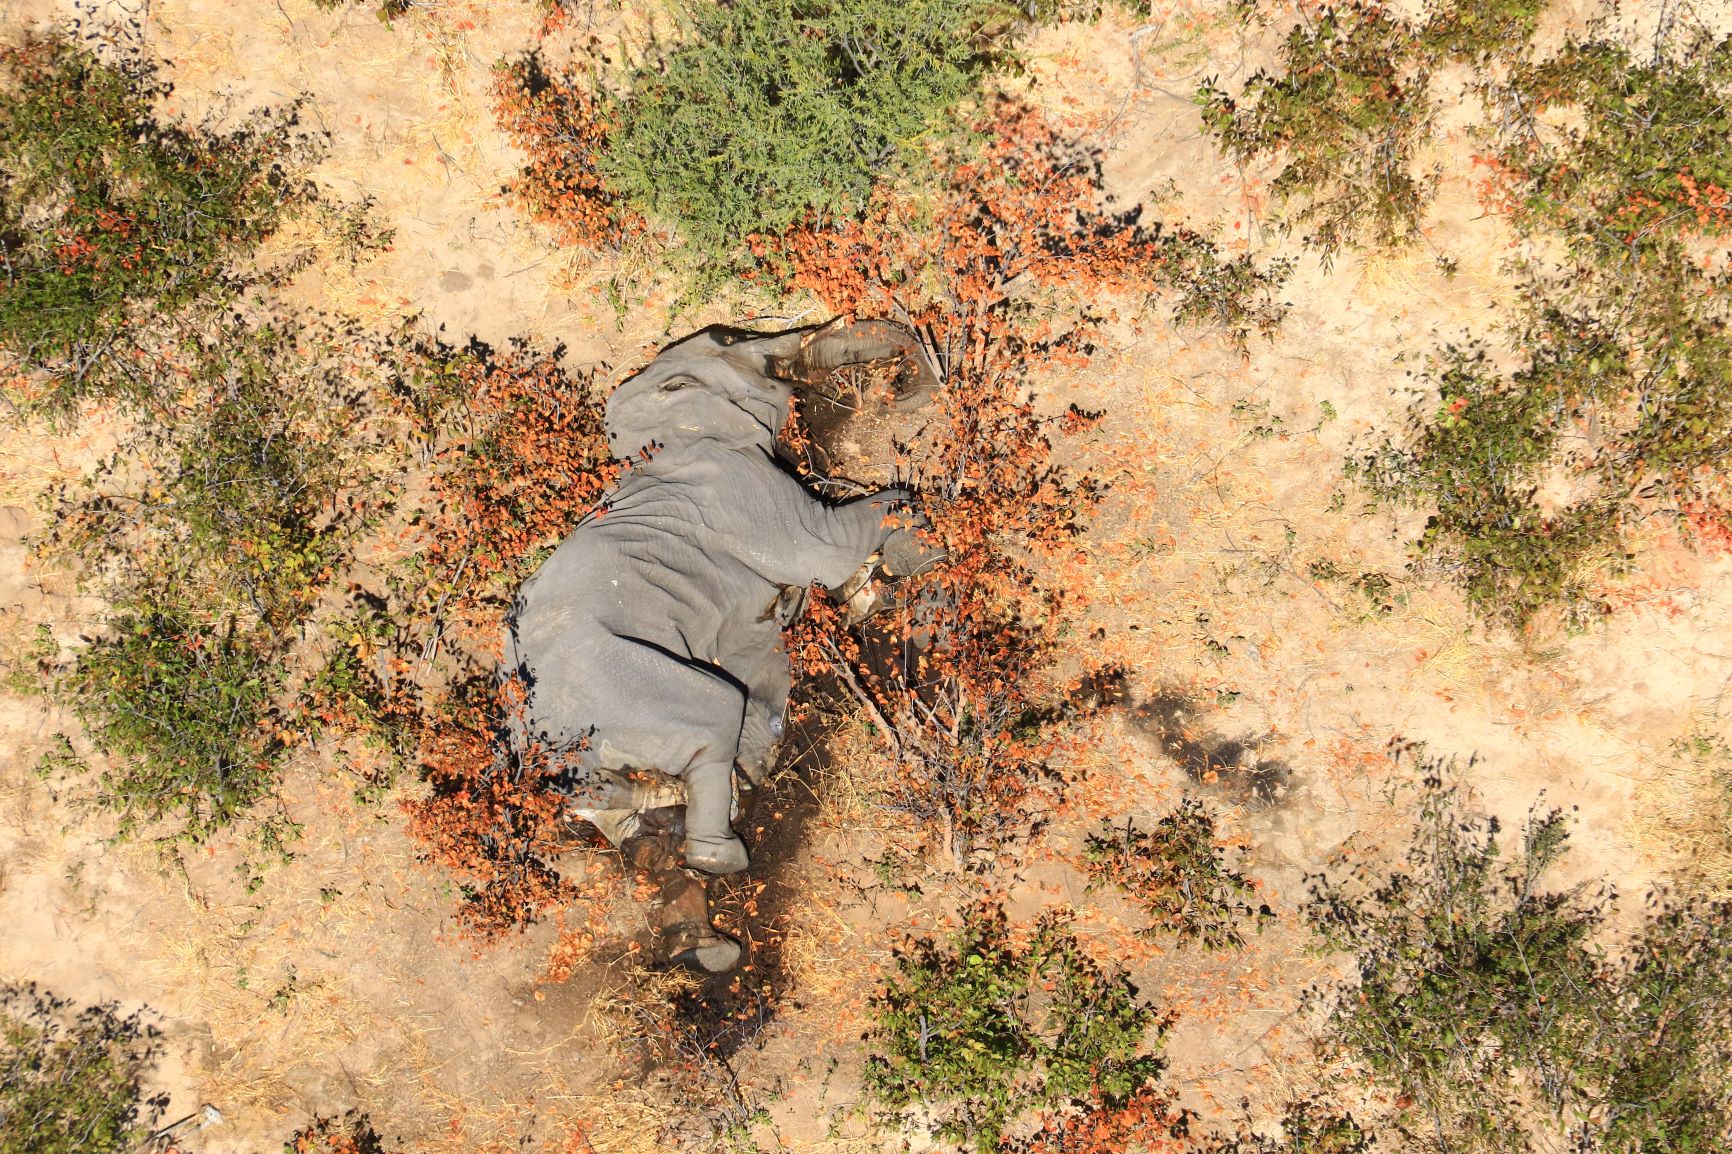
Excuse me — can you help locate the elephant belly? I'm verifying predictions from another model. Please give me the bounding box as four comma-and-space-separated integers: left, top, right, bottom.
507, 522, 794, 789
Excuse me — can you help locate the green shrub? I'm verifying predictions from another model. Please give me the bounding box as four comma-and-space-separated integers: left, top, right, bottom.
1199, 0, 1548, 254
1349, 337, 1627, 630
0, 30, 318, 409
0, 983, 164, 1154
1355, 23, 1732, 629
599, 0, 1019, 270
1581, 898, 1732, 1154
1307, 767, 1601, 1152
1199, 4, 1435, 254
60, 603, 287, 840
45, 319, 391, 630
37, 316, 403, 840
1418, 0, 1550, 63
1081, 799, 1273, 948
865, 903, 1170, 1152
1306, 753, 1732, 1153
1497, 32, 1732, 258
1201, 1098, 1375, 1154
1492, 31, 1732, 510
1162, 236, 1294, 350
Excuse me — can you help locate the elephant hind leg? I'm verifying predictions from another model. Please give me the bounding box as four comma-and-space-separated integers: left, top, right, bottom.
683, 759, 748, 874
652, 867, 741, 973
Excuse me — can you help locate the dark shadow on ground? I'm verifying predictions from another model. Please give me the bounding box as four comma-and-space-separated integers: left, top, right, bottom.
1129, 691, 1292, 806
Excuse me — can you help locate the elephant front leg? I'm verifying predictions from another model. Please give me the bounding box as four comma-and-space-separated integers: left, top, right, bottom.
734, 638, 794, 788
682, 759, 749, 875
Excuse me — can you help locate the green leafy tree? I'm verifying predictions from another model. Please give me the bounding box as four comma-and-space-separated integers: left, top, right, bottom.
37, 315, 403, 842
865, 903, 1171, 1152
1307, 753, 1732, 1153
0, 984, 164, 1154
0, 30, 319, 409
1082, 799, 1274, 948
599, 0, 1019, 270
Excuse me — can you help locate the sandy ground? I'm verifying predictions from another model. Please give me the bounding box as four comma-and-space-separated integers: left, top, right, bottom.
2, 0, 1729, 1150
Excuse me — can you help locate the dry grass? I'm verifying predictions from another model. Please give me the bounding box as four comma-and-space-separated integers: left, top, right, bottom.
776, 883, 892, 1028
153, 900, 378, 1118
0, 406, 122, 511
800, 715, 893, 835
1633, 729, 1732, 895
555, 1085, 667, 1154
585, 958, 700, 1054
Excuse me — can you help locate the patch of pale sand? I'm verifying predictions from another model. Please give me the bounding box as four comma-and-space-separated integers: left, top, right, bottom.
0, 739, 620, 1151
0, 385, 616, 1150
141, 0, 627, 362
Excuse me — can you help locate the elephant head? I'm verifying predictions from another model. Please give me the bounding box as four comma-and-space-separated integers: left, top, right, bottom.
604, 318, 940, 461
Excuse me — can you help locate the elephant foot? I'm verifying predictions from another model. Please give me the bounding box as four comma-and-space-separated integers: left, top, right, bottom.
621, 829, 679, 872
653, 869, 741, 973
683, 832, 749, 875
663, 923, 743, 973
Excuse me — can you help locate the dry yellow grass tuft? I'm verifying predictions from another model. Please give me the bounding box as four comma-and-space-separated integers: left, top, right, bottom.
1633, 730, 1732, 895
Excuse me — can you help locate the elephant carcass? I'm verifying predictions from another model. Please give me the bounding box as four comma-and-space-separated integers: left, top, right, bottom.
502, 321, 938, 880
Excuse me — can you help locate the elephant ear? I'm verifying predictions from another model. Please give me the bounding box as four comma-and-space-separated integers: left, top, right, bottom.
606, 371, 784, 460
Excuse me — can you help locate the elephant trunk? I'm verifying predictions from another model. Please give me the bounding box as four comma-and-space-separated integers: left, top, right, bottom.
768, 317, 940, 409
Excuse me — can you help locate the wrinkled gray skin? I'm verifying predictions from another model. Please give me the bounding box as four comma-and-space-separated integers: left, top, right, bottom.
503, 324, 931, 879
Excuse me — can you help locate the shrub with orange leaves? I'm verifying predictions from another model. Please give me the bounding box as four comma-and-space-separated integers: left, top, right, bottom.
493, 56, 638, 252
285, 1111, 397, 1154
399, 339, 618, 654
1012, 1085, 1194, 1154
774, 102, 1280, 856
400, 680, 589, 939
387, 340, 618, 938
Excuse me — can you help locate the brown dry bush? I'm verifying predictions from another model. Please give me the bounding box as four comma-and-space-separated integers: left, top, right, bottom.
772, 101, 1281, 858
384, 341, 621, 939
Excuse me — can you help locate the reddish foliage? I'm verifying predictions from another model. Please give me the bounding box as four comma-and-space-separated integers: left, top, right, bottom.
766, 101, 1164, 322
493, 57, 639, 251
411, 343, 618, 646
773, 102, 1160, 855
1682, 496, 1732, 558
1014, 1086, 1194, 1154
392, 344, 618, 939
1676, 169, 1732, 233
401, 681, 589, 939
